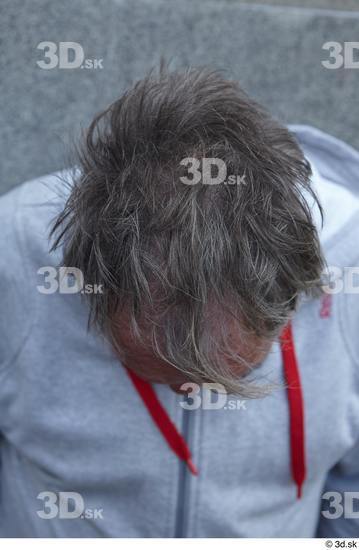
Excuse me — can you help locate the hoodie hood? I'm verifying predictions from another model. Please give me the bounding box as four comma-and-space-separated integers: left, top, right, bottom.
291, 125, 359, 246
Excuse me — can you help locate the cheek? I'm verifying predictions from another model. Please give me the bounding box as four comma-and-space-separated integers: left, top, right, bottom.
111, 316, 184, 383
221, 333, 272, 374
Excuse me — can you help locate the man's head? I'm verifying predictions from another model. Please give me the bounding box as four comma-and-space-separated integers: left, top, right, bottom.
51, 66, 324, 396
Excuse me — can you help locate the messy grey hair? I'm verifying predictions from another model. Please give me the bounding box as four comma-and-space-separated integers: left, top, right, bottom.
51, 66, 324, 396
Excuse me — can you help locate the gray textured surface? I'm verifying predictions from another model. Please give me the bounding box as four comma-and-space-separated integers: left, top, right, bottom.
0, 0, 358, 195
236, 0, 359, 10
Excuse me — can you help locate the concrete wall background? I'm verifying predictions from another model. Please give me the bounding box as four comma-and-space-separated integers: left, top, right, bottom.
1, 0, 358, 195
235, 0, 359, 10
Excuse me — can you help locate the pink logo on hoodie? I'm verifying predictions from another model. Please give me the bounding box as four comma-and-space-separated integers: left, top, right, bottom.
320, 294, 332, 318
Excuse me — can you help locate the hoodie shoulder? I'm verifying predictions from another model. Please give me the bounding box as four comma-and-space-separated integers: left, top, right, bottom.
0, 172, 70, 370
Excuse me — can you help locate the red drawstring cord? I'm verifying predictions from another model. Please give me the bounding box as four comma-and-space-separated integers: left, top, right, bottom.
127, 321, 305, 498
280, 322, 306, 498
127, 369, 198, 475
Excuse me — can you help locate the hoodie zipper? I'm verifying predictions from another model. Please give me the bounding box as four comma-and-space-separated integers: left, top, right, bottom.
174, 398, 191, 537
127, 323, 305, 535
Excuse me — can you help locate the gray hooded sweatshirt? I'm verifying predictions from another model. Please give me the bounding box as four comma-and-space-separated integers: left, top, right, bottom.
0, 126, 358, 537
